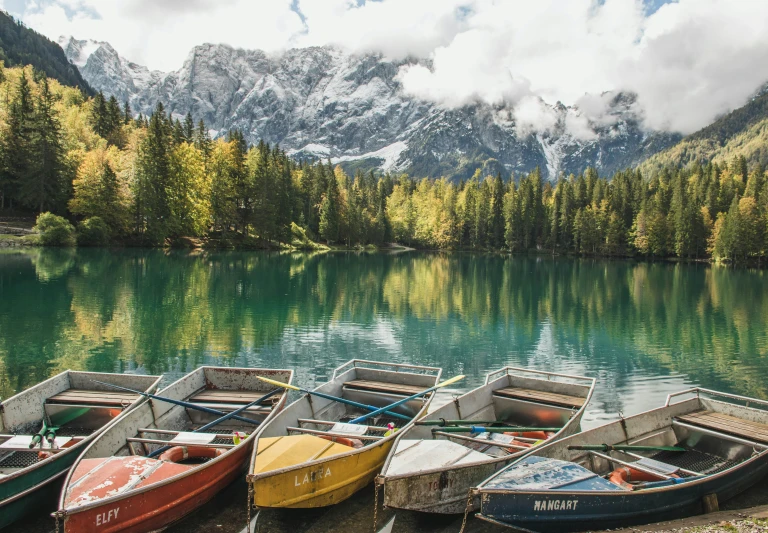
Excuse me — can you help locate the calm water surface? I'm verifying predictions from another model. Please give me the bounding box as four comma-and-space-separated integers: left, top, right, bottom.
2, 248, 767, 532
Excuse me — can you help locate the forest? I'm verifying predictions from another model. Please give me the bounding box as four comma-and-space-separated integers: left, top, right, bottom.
0, 63, 767, 263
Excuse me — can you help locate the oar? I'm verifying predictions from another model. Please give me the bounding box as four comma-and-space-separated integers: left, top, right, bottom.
254, 376, 411, 422
348, 375, 466, 424
433, 426, 561, 434
91, 380, 262, 426
147, 388, 282, 458
416, 419, 506, 427
568, 444, 686, 453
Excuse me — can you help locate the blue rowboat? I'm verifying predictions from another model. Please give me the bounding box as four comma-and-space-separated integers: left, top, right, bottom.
474, 388, 768, 532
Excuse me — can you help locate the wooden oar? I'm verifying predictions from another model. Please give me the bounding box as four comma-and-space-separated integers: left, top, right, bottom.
254, 376, 411, 422
147, 388, 282, 458
416, 419, 506, 427
348, 375, 466, 424
434, 426, 561, 434
91, 380, 262, 425
568, 444, 686, 452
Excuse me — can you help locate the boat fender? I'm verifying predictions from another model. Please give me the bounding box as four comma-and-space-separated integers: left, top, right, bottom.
159, 446, 226, 463
608, 466, 674, 490
318, 435, 364, 449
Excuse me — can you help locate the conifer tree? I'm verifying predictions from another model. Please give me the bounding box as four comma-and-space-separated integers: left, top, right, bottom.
319, 171, 340, 244
1, 72, 35, 210
184, 113, 194, 142
20, 77, 64, 212
490, 172, 505, 248
123, 101, 132, 124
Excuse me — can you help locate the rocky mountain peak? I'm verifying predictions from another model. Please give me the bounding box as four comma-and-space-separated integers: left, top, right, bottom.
60, 37, 680, 180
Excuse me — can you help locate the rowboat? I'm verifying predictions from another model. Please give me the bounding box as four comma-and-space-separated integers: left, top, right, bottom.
378, 367, 595, 514
475, 388, 768, 532
56, 366, 293, 532
0, 371, 161, 529
247, 360, 442, 508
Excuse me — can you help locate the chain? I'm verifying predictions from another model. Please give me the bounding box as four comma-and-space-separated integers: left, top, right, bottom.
459, 489, 474, 533
246, 484, 253, 533
372, 481, 380, 532
54, 512, 60, 533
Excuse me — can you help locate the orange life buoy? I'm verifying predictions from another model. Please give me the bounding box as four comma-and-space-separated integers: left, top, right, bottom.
318, 435, 364, 448
608, 466, 673, 490
158, 446, 226, 463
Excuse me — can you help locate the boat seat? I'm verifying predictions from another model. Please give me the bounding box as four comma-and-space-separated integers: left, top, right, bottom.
676, 410, 768, 444
189, 389, 277, 406
47, 389, 139, 407
493, 388, 585, 409
343, 380, 426, 396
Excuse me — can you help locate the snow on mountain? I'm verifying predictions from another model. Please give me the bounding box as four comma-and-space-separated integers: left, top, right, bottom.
60, 37, 681, 180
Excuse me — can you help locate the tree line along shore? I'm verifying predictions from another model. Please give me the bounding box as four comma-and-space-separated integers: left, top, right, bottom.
0, 63, 766, 263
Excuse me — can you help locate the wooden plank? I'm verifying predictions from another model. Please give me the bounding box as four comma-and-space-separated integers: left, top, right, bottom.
47, 389, 139, 406
190, 390, 271, 404
343, 379, 426, 396
677, 411, 768, 443
681, 412, 768, 438
493, 387, 585, 408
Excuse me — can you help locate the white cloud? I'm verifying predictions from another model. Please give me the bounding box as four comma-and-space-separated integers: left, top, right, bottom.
15, 0, 768, 135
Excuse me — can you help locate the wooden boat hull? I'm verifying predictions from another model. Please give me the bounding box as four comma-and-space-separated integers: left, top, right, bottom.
249, 360, 443, 509
62, 442, 250, 533
0, 468, 66, 530
476, 389, 768, 532
253, 440, 393, 508
0, 371, 160, 530
380, 367, 595, 514
58, 367, 292, 533
478, 452, 768, 532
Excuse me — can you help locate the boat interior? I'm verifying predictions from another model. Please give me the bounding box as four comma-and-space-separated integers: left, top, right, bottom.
252, 361, 442, 475
484, 389, 768, 492
384, 368, 594, 476
0, 372, 159, 478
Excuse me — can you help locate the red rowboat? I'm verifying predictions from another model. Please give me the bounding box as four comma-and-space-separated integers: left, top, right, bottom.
55, 367, 293, 532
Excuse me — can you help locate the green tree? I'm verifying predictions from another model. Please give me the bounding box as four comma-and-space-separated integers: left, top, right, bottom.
319, 171, 340, 244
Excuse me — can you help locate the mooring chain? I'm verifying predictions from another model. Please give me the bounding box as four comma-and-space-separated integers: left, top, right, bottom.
54, 512, 60, 533
372, 481, 380, 533
246, 484, 254, 533
459, 489, 474, 533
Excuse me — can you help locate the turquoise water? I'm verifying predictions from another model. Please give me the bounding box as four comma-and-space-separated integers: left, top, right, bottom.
2, 248, 767, 430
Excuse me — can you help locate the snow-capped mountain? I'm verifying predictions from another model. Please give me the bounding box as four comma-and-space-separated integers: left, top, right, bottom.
59, 37, 681, 180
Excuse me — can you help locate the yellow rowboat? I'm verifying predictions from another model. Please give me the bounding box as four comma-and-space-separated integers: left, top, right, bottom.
247, 360, 442, 508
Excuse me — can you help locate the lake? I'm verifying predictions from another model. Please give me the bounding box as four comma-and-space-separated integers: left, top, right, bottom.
2, 248, 768, 532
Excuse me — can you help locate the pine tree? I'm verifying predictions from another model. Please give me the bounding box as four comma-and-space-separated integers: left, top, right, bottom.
135, 103, 172, 243
490, 172, 505, 248
184, 112, 194, 142
1, 72, 35, 210
20, 77, 65, 212
123, 101, 132, 125
319, 171, 340, 244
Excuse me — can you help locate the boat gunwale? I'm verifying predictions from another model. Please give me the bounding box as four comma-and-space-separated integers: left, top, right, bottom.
378, 367, 596, 482
55, 366, 294, 517
246, 359, 443, 484
0, 371, 162, 486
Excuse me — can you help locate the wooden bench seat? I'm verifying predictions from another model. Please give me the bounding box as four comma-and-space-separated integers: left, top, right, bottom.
493, 387, 585, 409
189, 389, 274, 405
677, 410, 768, 444
47, 389, 139, 407
343, 379, 426, 396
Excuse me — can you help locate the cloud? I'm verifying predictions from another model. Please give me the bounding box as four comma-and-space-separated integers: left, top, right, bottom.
22, 0, 304, 71
16, 0, 768, 135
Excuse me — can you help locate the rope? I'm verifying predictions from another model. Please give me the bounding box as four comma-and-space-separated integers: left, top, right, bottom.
459, 489, 474, 533
246, 483, 253, 533
372, 482, 380, 532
